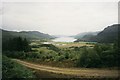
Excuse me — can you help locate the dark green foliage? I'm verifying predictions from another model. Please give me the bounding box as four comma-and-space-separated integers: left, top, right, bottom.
64, 52, 69, 59
3, 51, 41, 60
77, 47, 101, 68
76, 43, 119, 68
2, 37, 31, 52
54, 55, 65, 61
39, 44, 60, 52
73, 47, 81, 51
2, 56, 35, 78
113, 40, 120, 67
100, 50, 115, 67
76, 47, 89, 67
31, 45, 40, 48
3, 51, 25, 59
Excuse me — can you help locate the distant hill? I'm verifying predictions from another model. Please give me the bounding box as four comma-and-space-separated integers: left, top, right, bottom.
74, 31, 100, 39
75, 24, 120, 43
94, 24, 119, 43
2, 29, 54, 40
74, 34, 96, 42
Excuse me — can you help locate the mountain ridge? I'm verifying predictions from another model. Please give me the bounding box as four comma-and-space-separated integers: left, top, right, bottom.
1, 29, 54, 40
75, 24, 119, 43
74, 31, 100, 39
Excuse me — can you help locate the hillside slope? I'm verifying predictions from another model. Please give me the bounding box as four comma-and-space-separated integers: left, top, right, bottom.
74, 31, 100, 39
2, 29, 54, 40
75, 24, 119, 43
95, 24, 119, 43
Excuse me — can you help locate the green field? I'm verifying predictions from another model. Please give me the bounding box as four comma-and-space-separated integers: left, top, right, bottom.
31, 41, 95, 48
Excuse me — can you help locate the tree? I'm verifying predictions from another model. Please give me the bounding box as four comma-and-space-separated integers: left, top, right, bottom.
23, 38, 31, 52
76, 47, 89, 67
2, 37, 31, 52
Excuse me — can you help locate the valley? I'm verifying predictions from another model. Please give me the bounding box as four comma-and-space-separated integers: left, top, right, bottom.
2, 24, 120, 79
1, 2, 119, 79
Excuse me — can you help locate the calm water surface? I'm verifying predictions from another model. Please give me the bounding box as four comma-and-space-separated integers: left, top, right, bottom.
52, 37, 77, 42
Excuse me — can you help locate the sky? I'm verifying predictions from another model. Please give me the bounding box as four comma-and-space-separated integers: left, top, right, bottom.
1, 1, 118, 36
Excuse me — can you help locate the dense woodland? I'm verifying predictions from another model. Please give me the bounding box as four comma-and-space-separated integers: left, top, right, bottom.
2, 37, 31, 52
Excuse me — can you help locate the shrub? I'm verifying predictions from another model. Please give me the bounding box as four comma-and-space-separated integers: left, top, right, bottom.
39, 44, 60, 52
77, 43, 118, 68
2, 56, 35, 78
54, 55, 65, 61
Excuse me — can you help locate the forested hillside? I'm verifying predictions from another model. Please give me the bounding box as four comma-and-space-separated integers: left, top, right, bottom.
74, 31, 100, 39
1, 29, 54, 40
94, 24, 119, 43
75, 24, 119, 43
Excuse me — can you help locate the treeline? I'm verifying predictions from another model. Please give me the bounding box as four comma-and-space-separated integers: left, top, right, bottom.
2, 37, 31, 52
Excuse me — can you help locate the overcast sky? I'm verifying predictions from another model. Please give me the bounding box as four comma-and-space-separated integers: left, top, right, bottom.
2, 1, 118, 36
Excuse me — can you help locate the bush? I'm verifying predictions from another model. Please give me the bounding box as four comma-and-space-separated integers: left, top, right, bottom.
54, 55, 65, 61
76, 47, 89, 67
3, 51, 26, 59
77, 43, 118, 68
39, 44, 60, 52
2, 56, 35, 78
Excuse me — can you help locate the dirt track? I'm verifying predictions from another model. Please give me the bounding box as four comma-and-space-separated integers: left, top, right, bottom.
12, 59, 119, 78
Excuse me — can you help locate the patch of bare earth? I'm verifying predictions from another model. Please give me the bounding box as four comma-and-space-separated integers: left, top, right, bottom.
12, 59, 119, 78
